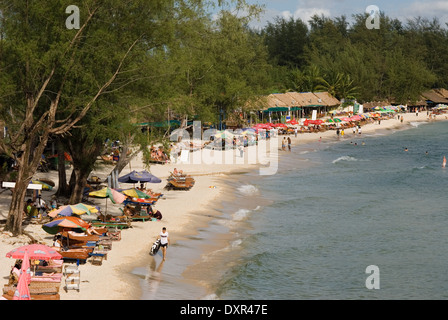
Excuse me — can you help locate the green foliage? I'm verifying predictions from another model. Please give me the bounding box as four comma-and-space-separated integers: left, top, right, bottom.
261, 11, 446, 103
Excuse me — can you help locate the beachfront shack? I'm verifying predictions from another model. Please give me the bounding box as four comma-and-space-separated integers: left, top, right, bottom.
421, 89, 448, 109
257, 91, 340, 123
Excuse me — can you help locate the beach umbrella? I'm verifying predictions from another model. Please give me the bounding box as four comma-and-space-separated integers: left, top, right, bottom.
42, 216, 91, 235
89, 187, 126, 204
214, 130, 236, 139
13, 271, 31, 300
6, 244, 62, 261
241, 128, 256, 135
118, 170, 162, 184
89, 187, 126, 213
304, 119, 324, 126
48, 203, 99, 218
73, 203, 100, 214
120, 188, 152, 199
20, 249, 31, 286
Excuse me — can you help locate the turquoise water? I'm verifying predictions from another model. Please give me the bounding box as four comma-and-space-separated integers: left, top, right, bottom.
214, 120, 448, 299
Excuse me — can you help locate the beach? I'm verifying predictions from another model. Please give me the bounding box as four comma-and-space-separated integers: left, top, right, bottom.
0, 111, 444, 300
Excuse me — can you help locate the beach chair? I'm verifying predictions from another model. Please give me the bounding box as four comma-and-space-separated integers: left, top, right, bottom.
64, 265, 81, 292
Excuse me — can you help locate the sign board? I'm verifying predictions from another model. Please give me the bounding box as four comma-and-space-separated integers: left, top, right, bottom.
311, 110, 317, 121
2, 182, 42, 190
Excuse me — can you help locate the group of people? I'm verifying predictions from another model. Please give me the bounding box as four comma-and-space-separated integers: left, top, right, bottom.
336, 125, 362, 138
150, 145, 168, 162
281, 137, 292, 151
24, 194, 57, 219
122, 202, 163, 220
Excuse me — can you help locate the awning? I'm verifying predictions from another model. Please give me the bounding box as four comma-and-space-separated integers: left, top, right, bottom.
262, 107, 289, 113
138, 120, 181, 127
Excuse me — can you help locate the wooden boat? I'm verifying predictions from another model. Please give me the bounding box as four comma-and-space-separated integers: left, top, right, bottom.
165, 174, 195, 190
2, 289, 60, 300
91, 220, 131, 229
57, 248, 92, 262
4, 282, 60, 296
62, 231, 101, 242
123, 198, 158, 206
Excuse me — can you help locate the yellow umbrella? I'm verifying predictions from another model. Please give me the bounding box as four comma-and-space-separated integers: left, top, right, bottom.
121, 188, 151, 199
48, 203, 99, 218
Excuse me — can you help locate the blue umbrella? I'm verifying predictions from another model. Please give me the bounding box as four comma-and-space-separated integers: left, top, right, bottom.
118, 170, 161, 184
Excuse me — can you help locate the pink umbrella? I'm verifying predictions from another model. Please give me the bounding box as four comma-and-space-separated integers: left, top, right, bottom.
20, 249, 31, 285
13, 272, 31, 300
6, 244, 62, 261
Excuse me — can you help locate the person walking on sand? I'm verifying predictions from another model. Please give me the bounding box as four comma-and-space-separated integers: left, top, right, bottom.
287, 137, 291, 151
158, 227, 170, 261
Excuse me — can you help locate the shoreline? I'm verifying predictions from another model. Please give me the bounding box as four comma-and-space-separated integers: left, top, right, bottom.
0, 112, 444, 300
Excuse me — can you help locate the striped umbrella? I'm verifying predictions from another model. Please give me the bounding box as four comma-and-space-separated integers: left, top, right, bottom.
89, 187, 126, 213
48, 203, 99, 218
42, 216, 91, 235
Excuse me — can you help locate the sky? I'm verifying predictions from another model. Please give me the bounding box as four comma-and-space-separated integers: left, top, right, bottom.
242, 0, 448, 28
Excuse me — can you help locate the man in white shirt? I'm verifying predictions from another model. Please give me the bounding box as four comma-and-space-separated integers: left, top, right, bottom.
35, 195, 47, 217
157, 227, 170, 261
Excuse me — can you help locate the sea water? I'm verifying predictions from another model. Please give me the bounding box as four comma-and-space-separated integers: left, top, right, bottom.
213, 120, 448, 300
139, 120, 448, 300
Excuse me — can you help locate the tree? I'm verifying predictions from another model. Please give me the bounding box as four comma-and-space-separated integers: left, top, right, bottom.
165, 2, 272, 128
0, 0, 182, 235
261, 16, 309, 68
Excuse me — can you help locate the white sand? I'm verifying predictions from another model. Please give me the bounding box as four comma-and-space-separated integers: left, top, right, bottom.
0, 111, 444, 299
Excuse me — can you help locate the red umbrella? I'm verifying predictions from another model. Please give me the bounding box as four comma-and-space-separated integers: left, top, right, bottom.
13, 271, 30, 300
6, 244, 62, 261
274, 123, 287, 128
304, 119, 324, 126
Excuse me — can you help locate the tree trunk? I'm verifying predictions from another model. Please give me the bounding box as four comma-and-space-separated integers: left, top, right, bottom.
56, 138, 70, 198
5, 177, 28, 235
4, 133, 49, 235
69, 168, 89, 204
109, 142, 137, 176
66, 138, 103, 204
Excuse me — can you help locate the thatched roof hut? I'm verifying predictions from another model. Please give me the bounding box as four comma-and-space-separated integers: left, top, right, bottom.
272, 93, 302, 107
296, 92, 323, 106
313, 92, 340, 107
421, 90, 448, 104
434, 88, 448, 99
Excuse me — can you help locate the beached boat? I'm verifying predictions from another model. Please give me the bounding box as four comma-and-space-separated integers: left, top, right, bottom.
2, 288, 60, 300
165, 174, 195, 190
56, 248, 92, 263
62, 231, 101, 243
91, 220, 131, 229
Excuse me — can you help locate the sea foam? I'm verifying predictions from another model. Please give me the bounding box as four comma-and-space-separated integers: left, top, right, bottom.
233, 209, 252, 221
410, 121, 428, 128
332, 156, 359, 164
237, 184, 259, 195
